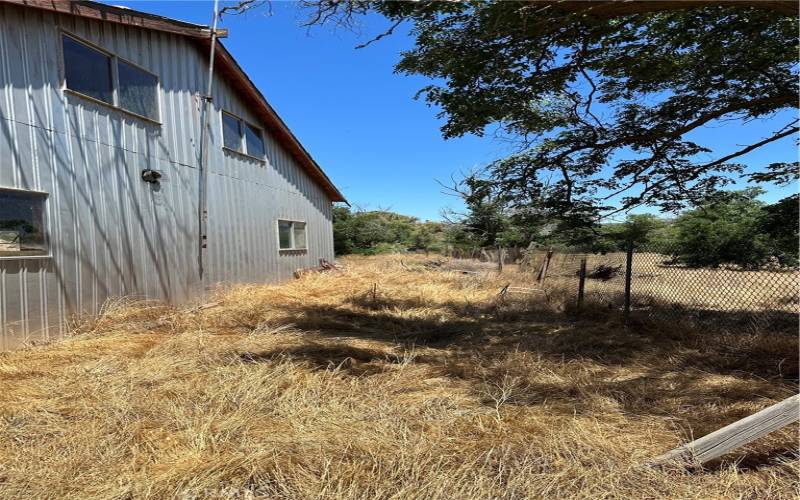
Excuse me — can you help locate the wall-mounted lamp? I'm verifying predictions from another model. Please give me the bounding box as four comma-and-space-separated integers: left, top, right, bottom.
141, 169, 162, 184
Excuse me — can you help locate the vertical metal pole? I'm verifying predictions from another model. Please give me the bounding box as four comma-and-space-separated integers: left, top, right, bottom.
623, 239, 634, 324
198, 0, 220, 282
577, 257, 587, 312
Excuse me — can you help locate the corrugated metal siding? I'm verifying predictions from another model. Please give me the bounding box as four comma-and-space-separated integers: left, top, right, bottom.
0, 3, 336, 350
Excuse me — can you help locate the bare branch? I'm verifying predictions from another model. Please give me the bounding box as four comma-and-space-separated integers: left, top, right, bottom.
355, 19, 405, 49
696, 125, 798, 170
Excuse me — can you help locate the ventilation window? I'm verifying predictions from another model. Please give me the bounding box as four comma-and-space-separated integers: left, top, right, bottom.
61, 34, 160, 122
0, 189, 48, 258
278, 220, 307, 251
222, 110, 265, 159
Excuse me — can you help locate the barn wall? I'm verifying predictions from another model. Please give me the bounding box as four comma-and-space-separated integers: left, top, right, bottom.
0, 3, 335, 350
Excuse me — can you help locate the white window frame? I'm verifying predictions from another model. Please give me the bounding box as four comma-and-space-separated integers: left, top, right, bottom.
220, 109, 266, 161
0, 186, 51, 260
59, 31, 162, 124
277, 219, 307, 252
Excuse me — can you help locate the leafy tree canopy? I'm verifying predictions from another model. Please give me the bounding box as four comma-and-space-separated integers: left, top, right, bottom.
333, 206, 446, 254
667, 188, 798, 268
301, 0, 798, 222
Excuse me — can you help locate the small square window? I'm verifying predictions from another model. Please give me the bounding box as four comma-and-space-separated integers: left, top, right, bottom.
245, 122, 265, 158
278, 220, 307, 251
222, 111, 243, 151
62, 35, 113, 104
0, 190, 47, 257
118, 60, 159, 120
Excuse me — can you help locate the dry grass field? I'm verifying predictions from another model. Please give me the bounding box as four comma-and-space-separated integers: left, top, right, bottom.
0, 254, 797, 499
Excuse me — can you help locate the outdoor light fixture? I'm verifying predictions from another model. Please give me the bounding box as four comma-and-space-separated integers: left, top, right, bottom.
141, 169, 162, 184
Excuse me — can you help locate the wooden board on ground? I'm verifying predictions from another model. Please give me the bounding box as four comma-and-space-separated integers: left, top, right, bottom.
652, 394, 800, 466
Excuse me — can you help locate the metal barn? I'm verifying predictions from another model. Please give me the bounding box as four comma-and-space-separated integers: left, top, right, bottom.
0, 0, 346, 350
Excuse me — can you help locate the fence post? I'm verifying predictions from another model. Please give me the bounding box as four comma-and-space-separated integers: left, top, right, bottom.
497, 245, 504, 273
537, 249, 554, 283
623, 240, 634, 324
577, 258, 587, 312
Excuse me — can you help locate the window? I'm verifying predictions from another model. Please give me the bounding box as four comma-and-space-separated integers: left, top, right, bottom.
0, 190, 47, 257
278, 220, 307, 251
222, 111, 243, 151
245, 123, 266, 158
278, 221, 292, 250
62, 35, 113, 104
117, 60, 159, 120
222, 110, 265, 159
62, 34, 159, 121
292, 222, 307, 249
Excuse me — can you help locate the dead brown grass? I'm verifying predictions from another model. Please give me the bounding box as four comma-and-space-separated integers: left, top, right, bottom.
0, 254, 797, 499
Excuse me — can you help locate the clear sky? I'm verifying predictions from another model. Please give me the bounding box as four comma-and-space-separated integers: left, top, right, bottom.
106, 1, 796, 221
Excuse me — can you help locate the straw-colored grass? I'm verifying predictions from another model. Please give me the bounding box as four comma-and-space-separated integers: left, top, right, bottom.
0, 254, 797, 499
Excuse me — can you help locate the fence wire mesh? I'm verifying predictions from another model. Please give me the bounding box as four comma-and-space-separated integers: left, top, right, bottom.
630, 244, 798, 332
460, 245, 799, 332
521, 249, 628, 311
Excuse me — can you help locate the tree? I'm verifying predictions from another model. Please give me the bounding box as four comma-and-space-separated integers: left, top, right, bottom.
410, 221, 443, 254
669, 188, 776, 269
442, 174, 536, 247
757, 194, 799, 267
299, 1, 797, 222
332, 206, 446, 255
606, 214, 668, 248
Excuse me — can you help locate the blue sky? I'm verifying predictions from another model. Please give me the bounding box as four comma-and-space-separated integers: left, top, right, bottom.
108, 1, 796, 221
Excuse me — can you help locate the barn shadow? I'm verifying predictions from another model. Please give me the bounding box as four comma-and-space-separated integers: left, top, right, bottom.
239, 343, 407, 377
242, 293, 798, 431
264, 294, 797, 380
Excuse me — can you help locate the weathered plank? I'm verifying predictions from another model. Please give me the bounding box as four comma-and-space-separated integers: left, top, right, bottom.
653, 394, 800, 466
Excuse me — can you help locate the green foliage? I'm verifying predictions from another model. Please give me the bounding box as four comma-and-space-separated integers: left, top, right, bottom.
333, 206, 446, 255
443, 174, 544, 248
758, 194, 799, 266
668, 189, 795, 269
602, 214, 669, 250
305, 1, 797, 221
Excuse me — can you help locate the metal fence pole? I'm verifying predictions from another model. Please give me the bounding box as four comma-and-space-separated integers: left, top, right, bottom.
623, 240, 634, 324
577, 258, 587, 312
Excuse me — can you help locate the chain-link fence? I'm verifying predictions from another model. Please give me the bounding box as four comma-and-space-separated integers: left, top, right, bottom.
463, 245, 798, 332
629, 244, 798, 332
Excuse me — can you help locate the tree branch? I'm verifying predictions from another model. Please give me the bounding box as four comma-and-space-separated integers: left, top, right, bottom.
541, 1, 798, 18
697, 125, 798, 170
355, 19, 405, 49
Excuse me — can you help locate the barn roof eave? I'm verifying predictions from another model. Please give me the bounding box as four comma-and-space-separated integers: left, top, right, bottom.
0, 0, 346, 203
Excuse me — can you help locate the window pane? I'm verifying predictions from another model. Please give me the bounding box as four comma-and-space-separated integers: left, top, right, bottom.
245, 123, 265, 158
293, 222, 306, 249
278, 221, 292, 249
62, 35, 113, 104
118, 60, 158, 120
222, 112, 242, 151
0, 190, 47, 257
